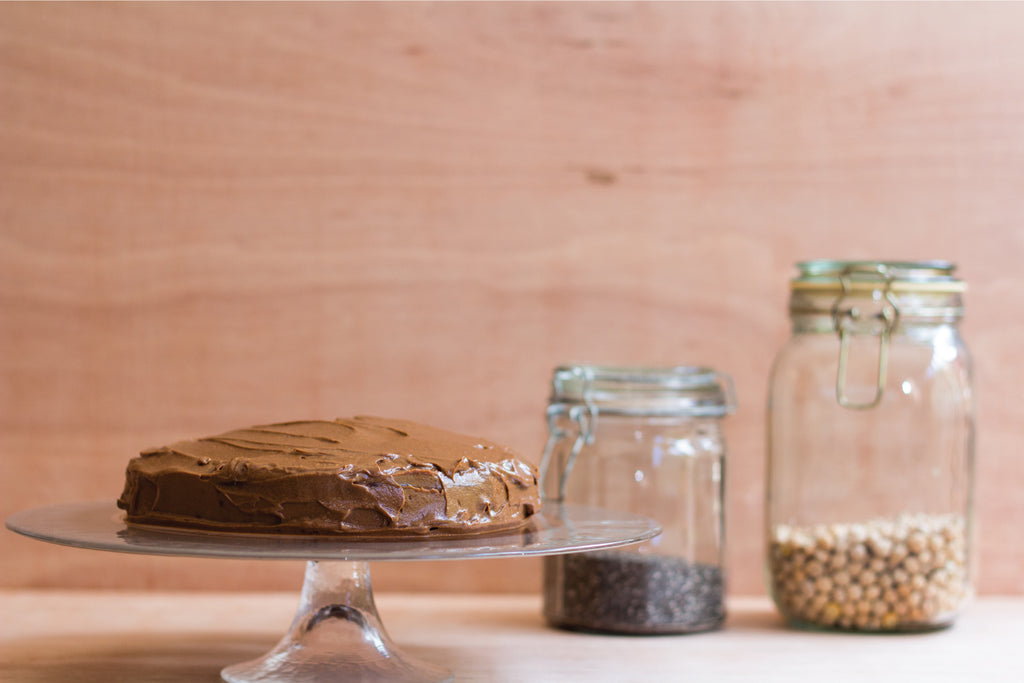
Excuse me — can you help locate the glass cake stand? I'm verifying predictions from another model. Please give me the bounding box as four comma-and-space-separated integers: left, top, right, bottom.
6, 501, 660, 683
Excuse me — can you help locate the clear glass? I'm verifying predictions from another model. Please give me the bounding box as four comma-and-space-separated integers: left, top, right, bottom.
541, 365, 733, 634
6, 500, 660, 682
223, 560, 452, 683
766, 261, 974, 632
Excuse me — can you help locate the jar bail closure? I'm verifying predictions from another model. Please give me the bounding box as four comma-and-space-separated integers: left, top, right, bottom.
540, 365, 735, 502
830, 263, 900, 410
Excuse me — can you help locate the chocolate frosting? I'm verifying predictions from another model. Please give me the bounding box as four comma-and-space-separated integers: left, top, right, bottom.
117, 416, 541, 536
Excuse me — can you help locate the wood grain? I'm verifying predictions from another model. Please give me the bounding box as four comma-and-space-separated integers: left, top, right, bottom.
2, 591, 1023, 682
2, 2, 1023, 594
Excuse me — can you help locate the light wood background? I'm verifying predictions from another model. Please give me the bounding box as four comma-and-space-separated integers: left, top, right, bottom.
2, 2, 1022, 595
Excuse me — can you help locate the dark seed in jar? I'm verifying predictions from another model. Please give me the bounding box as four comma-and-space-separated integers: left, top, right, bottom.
543, 551, 725, 634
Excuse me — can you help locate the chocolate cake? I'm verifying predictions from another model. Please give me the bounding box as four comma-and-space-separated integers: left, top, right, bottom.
117, 416, 541, 536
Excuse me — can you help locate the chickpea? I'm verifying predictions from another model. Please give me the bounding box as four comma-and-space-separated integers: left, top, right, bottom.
907, 532, 927, 554
849, 544, 868, 564
769, 514, 966, 631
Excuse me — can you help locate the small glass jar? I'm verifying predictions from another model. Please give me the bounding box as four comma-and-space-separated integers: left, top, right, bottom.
540, 365, 735, 634
766, 260, 974, 632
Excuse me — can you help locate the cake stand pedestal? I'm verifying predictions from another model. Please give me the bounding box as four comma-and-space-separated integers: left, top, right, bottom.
6, 502, 659, 683
222, 560, 447, 683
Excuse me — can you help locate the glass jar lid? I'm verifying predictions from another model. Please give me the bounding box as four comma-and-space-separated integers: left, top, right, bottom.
788, 260, 965, 323
791, 260, 965, 293
549, 365, 736, 417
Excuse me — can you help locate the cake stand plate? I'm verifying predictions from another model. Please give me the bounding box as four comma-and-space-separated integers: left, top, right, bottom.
7, 502, 660, 682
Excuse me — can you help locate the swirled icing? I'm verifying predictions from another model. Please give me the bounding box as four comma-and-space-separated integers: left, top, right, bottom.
117, 416, 541, 536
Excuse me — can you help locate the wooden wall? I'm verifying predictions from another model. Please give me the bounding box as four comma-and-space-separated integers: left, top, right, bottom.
2, 2, 1022, 595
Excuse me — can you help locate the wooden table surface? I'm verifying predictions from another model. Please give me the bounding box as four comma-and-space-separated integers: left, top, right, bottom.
0, 591, 1020, 682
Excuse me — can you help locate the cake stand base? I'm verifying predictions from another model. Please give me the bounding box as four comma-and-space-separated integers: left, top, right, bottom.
6, 501, 661, 682
221, 560, 452, 683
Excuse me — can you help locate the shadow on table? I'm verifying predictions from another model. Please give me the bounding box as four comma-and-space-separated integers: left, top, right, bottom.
0, 632, 277, 683
725, 606, 789, 632
0, 631, 454, 683
439, 598, 791, 636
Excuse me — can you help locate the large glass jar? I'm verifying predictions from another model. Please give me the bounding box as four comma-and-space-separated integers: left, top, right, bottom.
541, 365, 735, 634
766, 260, 974, 632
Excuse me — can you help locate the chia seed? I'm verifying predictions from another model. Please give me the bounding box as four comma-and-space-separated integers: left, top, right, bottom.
543, 551, 725, 634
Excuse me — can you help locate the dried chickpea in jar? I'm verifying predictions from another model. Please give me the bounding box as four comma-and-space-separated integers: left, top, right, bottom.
766, 262, 974, 632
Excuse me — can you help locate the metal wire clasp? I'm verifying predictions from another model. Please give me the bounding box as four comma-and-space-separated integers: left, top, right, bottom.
538, 368, 598, 503
830, 264, 900, 410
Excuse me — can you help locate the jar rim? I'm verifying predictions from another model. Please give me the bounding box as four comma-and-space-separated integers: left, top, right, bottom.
791, 260, 965, 293
549, 364, 736, 417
